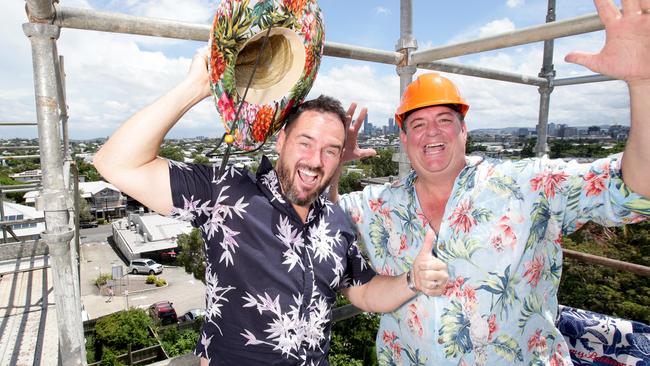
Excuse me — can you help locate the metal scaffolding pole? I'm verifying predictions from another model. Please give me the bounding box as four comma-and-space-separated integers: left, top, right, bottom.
22, 21, 86, 366
395, 0, 417, 178
418, 60, 547, 86
534, 0, 557, 156
411, 12, 604, 64
554, 74, 614, 86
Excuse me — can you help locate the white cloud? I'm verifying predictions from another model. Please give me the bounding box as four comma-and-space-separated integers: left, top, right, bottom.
309, 64, 400, 125
478, 18, 516, 38
507, 0, 525, 8
1, 0, 630, 141
375, 6, 391, 15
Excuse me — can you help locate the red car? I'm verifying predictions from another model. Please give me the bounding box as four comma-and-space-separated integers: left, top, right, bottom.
148, 301, 178, 325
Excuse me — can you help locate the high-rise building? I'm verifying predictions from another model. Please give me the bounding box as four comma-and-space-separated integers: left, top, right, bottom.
388, 118, 396, 134
363, 114, 370, 135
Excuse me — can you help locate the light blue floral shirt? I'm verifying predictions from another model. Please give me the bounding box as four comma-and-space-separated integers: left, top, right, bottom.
338, 155, 649, 366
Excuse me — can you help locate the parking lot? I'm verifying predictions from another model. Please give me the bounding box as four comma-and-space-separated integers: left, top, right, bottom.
79, 225, 205, 320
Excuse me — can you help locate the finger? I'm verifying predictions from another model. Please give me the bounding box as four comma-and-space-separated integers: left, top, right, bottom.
621, 0, 641, 15
564, 52, 599, 72
418, 260, 448, 271
417, 228, 436, 258
358, 148, 377, 158
594, 0, 621, 24
345, 103, 358, 124
351, 107, 368, 134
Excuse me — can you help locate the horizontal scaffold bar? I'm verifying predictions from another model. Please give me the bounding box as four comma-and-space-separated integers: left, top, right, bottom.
412, 12, 604, 64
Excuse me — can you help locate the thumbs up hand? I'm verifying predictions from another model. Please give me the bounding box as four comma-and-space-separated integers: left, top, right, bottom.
411, 229, 449, 297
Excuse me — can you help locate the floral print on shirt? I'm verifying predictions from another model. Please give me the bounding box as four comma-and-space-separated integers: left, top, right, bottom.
169, 156, 375, 365
338, 155, 649, 366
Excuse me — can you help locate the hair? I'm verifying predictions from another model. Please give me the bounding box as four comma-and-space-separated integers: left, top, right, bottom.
401, 104, 464, 132
283, 95, 347, 134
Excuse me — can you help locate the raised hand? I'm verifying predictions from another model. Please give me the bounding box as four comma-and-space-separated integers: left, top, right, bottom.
565, 0, 650, 85
412, 229, 449, 297
341, 103, 377, 164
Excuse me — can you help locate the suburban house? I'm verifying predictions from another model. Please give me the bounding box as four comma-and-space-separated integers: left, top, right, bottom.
112, 212, 192, 261
24, 181, 127, 220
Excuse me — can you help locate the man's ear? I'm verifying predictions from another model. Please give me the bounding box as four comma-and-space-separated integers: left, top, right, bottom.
276, 129, 286, 153
400, 129, 407, 146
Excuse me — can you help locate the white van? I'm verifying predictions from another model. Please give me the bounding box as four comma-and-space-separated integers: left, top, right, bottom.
128, 259, 163, 275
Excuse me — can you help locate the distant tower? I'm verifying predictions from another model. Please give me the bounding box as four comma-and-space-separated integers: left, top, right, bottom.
388, 118, 395, 134
363, 114, 370, 135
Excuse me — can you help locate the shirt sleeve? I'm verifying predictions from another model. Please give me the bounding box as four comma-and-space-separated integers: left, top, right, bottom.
340, 236, 377, 289
533, 154, 650, 235
338, 186, 391, 274
168, 160, 216, 229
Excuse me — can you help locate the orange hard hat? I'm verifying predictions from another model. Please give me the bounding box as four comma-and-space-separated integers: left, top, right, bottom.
395, 72, 469, 129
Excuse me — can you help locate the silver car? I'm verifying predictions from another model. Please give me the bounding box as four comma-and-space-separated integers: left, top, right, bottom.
128, 259, 163, 275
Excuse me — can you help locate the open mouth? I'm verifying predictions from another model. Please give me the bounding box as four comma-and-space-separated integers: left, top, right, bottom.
424, 142, 445, 154
297, 167, 319, 185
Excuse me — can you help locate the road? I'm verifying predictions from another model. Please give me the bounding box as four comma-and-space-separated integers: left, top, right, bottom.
79, 224, 206, 319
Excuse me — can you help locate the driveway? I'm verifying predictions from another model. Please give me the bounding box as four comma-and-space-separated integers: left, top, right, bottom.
80, 227, 205, 320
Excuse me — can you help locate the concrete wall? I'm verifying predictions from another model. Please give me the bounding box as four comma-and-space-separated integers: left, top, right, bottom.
0, 239, 48, 261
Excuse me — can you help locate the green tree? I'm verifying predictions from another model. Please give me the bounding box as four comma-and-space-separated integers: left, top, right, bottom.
78, 189, 94, 222
466, 134, 486, 153
193, 155, 210, 164
360, 148, 398, 178
338, 171, 363, 194
559, 221, 650, 323
176, 228, 206, 283
94, 308, 155, 357
159, 145, 184, 162
520, 138, 535, 158
330, 295, 379, 365
0, 175, 26, 203
76, 158, 101, 181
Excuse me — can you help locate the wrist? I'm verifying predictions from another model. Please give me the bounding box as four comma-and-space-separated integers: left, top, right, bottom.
406, 267, 418, 294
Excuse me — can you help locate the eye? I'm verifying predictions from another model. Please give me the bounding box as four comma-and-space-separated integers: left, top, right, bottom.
325, 148, 339, 157
411, 122, 424, 130
439, 118, 453, 125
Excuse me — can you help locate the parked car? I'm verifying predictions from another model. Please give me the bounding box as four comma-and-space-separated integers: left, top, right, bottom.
179, 308, 206, 324
149, 300, 177, 325
128, 259, 163, 275
79, 220, 98, 228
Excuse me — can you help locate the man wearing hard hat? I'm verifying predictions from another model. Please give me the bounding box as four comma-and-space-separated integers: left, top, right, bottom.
334, 0, 650, 365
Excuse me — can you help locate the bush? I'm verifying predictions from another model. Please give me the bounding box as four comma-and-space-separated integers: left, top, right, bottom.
155, 278, 167, 287
97, 218, 106, 225
100, 348, 123, 366
95, 273, 112, 287
94, 308, 155, 354
159, 328, 199, 357
145, 274, 156, 284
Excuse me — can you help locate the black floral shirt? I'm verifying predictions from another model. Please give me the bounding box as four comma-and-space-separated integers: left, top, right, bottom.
169, 156, 375, 366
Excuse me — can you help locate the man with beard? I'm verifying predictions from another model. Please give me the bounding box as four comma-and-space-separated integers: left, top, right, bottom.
93, 49, 449, 366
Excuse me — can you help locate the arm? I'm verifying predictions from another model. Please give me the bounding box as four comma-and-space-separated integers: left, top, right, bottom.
93, 48, 212, 215
565, 0, 650, 198
329, 103, 377, 202
342, 229, 448, 313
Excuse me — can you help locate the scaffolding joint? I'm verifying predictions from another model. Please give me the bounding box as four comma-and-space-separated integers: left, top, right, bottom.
22, 22, 61, 39
36, 189, 69, 212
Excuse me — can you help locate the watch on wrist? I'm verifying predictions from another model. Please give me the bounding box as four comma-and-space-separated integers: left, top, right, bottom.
406, 268, 418, 293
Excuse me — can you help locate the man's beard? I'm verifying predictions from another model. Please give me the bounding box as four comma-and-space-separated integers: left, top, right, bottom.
276, 160, 331, 207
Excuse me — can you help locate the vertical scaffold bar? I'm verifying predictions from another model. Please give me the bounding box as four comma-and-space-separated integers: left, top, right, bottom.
395, 0, 417, 178
535, 0, 557, 156
22, 22, 86, 366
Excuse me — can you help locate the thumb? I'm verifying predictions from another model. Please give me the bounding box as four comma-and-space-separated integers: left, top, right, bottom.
417, 229, 436, 258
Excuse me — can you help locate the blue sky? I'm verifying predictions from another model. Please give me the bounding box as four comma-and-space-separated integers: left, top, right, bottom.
1, 0, 629, 139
